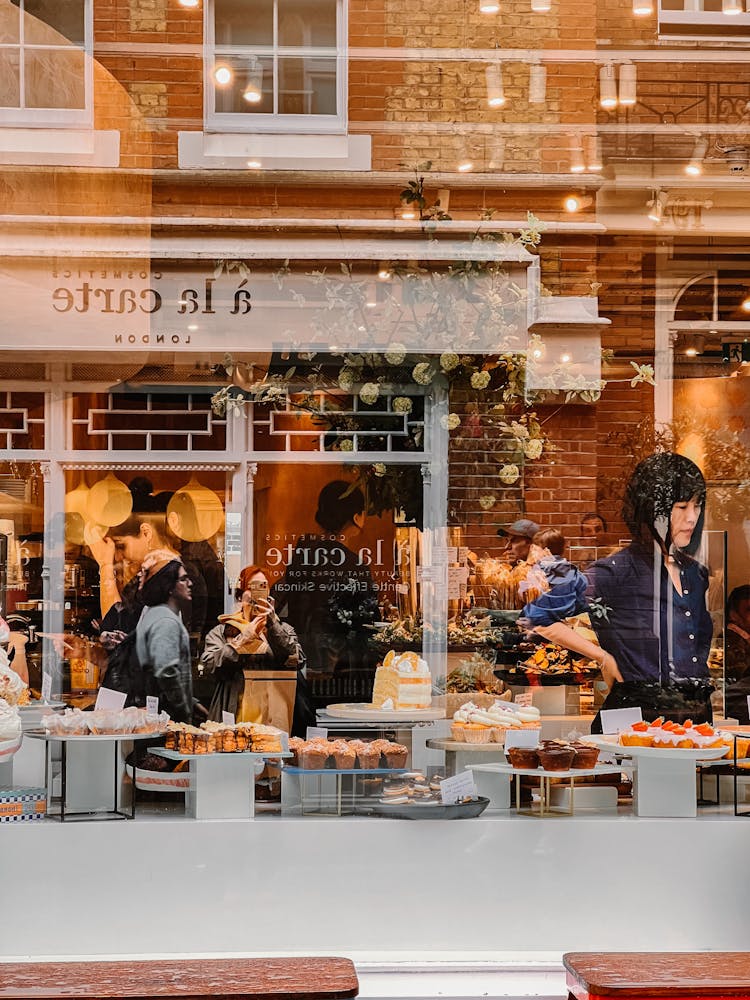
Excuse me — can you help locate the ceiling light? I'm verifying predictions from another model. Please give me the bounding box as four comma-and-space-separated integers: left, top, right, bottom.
528, 63, 547, 104
560, 353, 571, 363
178, 0, 200, 6
485, 64, 506, 108
685, 136, 709, 176
723, 0, 744, 14
585, 134, 603, 171
213, 65, 233, 86
247, 159, 262, 169
564, 194, 593, 213
479, 0, 500, 12
599, 63, 618, 110
569, 134, 586, 173
377, 262, 392, 280
242, 65, 263, 104
682, 334, 705, 356
647, 189, 668, 223
531, 0, 552, 10
632, 0, 653, 13
618, 62, 637, 107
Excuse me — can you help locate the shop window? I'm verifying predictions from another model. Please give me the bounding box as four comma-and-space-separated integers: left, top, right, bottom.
0, 0, 92, 127
659, 0, 750, 37
206, 0, 346, 134
0, 391, 45, 450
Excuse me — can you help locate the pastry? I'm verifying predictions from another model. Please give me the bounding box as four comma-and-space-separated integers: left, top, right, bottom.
355, 742, 381, 769
506, 746, 540, 769
537, 746, 574, 771
383, 742, 408, 768
372, 650, 432, 710
332, 740, 356, 769
570, 743, 600, 768
299, 742, 330, 769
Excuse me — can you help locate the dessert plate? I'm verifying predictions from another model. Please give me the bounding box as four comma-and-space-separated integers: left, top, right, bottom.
324, 702, 445, 721
587, 734, 729, 761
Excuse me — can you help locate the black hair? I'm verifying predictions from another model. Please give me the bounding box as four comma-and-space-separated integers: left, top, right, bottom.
314, 481, 365, 533
140, 559, 185, 607
581, 512, 607, 531
728, 585, 750, 617
109, 493, 168, 542
623, 452, 706, 555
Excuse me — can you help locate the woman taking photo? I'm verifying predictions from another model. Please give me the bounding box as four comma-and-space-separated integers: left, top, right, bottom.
530, 452, 714, 730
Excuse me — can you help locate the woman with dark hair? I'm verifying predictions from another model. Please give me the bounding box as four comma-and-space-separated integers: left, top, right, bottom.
531, 452, 713, 729
134, 553, 194, 723
273, 480, 378, 693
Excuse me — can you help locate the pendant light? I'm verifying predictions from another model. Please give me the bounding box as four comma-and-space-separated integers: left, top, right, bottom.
569, 133, 586, 173
64, 477, 91, 546
485, 64, 506, 108
213, 64, 233, 86
632, 0, 653, 14
585, 134, 603, 171
242, 60, 263, 104
599, 64, 618, 110
528, 63, 547, 104
86, 473, 133, 528
178, 0, 200, 6
167, 478, 225, 542
531, 0, 552, 10
619, 62, 637, 107
723, 0, 744, 14
479, 0, 500, 12
685, 136, 709, 176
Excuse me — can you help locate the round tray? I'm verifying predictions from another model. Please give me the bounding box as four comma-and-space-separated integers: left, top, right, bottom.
359, 796, 490, 820
126, 764, 189, 793
0, 735, 22, 760
494, 668, 600, 687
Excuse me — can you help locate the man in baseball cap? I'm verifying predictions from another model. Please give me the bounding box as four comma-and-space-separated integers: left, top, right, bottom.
496, 518, 540, 564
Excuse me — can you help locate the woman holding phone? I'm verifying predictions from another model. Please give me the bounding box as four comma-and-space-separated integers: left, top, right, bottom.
199, 565, 307, 726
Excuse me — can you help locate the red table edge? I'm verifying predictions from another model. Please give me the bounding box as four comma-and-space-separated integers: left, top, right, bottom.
567, 972, 750, 1000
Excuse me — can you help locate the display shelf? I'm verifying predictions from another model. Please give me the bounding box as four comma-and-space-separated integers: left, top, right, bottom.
323, 703, 445, 721
281, 766, 408, 817
284, 765, 406, 775
151, 748, 291, 762
467, 761, 622, 816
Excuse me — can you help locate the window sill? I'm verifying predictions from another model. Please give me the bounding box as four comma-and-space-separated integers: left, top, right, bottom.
0, 128, 120, 167
178, 131, 371, 171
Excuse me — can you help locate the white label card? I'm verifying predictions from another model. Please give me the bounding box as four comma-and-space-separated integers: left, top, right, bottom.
446, 546, 458, 563
447, 565, 469, 599
146, 696, 159, 717
504, 728, 540, 750
41, 672, 52, 704
458, 546, 469, 565
395, 583, 409, 594
280, 733, 289, 752
514, 692, 533, 707
440, 770, 476, 805
222, 711, 235, 726
306, 726, 328, 740
600, 707, 643, 735
94, 687, 127, 711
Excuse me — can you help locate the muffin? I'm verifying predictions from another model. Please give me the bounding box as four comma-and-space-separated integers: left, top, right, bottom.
288, 736, 305, 766
537, 746, 575, 771
383, 742, 409, 769
506, 746, 540, 769
355, 742, 381, 769
570, 743, 600, 769
332, 740, 356, 769
300, 742, 330, 770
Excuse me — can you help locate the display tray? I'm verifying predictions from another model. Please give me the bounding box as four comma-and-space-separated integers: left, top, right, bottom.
588, 734, 730, 761
427, 738, 512, 751
357, 796, 490, 820
494, 667, 600, 686
125, 764, 190, 792
471, 761, 623, 779
284, 765, 408, 775
149, 747, 292, 762
25, 730, 160, 742
0, 736, 22, 759
324, 702, 445, 721
19, 701, 65, 712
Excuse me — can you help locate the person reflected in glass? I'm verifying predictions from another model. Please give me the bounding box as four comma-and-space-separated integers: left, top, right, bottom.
724, 585, 750, 725
530, 453, 713, 730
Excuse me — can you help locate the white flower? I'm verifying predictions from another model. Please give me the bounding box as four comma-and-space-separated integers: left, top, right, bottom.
499, 463, 520, 485
479, 494, 496, 510
471, 370, 491, 390
359, 382, 380, 405
440, 413, 461, 431
524, 438, 543, 460
226, 396, 247, 418
373, 463, 387, 477
412, 362, 434, 385
510, 420, 530, 440
297, 352, 317, 361
339, 439, 354, 451
630, 362, 656, 387
440, 352, 460, 372
338, 368, 356, 391
385, 344, 407, 365
393, 396, 413, 414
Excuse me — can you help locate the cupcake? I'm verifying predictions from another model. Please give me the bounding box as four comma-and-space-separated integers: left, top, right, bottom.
383, 742, 408, 769
463, 723, 492, 744
300, 742, 330, 770
570, 743, 600, 769
506, 746, 540, 769
451, 722, 467, 743
537, 746, 575, 771
332, 740, 356, 769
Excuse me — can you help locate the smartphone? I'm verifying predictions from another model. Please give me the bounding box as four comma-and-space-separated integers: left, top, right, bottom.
247, 579, 269, 612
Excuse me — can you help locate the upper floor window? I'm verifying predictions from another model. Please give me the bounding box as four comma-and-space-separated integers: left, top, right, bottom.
207, 0, 346, 133
659, 0, 750, 38
0, 0, 92, 126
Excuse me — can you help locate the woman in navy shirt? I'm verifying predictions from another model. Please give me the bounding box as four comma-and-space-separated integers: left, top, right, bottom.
531, 453, 713, 730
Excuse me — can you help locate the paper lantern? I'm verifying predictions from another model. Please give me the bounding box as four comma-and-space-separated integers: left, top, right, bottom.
167, 477, 224, 542
85, 473, 133, 527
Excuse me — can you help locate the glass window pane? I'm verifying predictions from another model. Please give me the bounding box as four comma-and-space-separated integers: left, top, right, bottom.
0, 48, 20, 107
24, 0, 85, 46
0, 3, 19, 43
25, 47, 85, 109
213, 54, 273, 114
214, 0, 273, 47
278, 0, 336, 48
279, 57, 336, 115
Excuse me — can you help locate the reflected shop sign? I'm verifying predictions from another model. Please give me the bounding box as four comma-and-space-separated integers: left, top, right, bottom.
0, 257, 532, 354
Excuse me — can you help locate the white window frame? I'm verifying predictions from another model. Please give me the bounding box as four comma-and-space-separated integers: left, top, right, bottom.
0, 0, 93, 129
205, 0, 347, 135
658, 0, 750, 37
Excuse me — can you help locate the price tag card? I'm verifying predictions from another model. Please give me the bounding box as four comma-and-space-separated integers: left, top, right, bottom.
447, 565, 469, 599
94, 687, 127, 711
504, 727, 540, 750
514, 691, 533, 707
440, 771, 476, 805
146, 696, 159, 718
306, 726, 328, 740
395, 583, 409, 595
41, 672, 52, 704
458, 546, 470, 565
600, 706, 643, 735
446, 546, 458, 563
222, 711, 236, 726
280, 733, 289, 752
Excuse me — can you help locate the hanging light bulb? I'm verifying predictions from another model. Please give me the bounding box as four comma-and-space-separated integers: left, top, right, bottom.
585, 134, 603, 172
723, 0, 744, 14
619, 62, 637, 107
569, 133, 586, 173
647, 190, 668, 223
599, 63, 618, 110
213, 64, 233, 86
528, 63, 547, 104
479, 0, 500, 12
485, 64, 506, 108
242, 63, 263, 104
564, 194, 593, 213
632, 0, 653, 14
531, 0, 552, 10
487, 137, 505, 169
685, 136, 709, 176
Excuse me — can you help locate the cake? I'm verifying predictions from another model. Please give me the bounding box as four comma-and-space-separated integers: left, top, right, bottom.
0, 650, 29, 707
0, 699, 21, 742
371, 650, 432, 711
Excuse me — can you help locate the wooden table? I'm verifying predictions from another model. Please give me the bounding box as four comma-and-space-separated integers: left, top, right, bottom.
564, 952, 750, 1000
0, 958, 359, 1000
